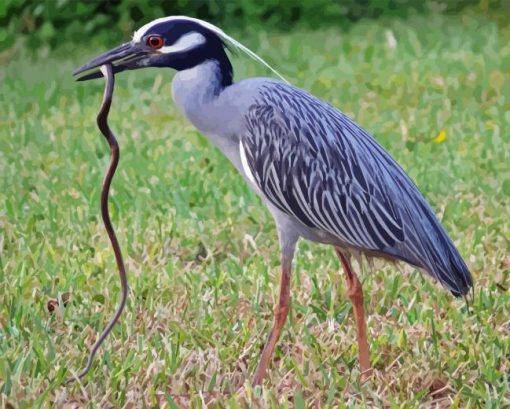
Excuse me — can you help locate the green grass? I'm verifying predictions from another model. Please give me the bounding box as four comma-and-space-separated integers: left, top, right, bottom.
1, 10, 510, 408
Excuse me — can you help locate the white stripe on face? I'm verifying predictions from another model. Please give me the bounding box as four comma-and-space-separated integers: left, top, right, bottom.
159, 32, 206, 54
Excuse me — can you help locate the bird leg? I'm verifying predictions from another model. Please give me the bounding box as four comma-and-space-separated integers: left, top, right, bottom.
335, 248, 372, 380
252, 239, 295, 386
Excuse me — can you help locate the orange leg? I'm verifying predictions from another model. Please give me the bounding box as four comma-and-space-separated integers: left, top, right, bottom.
335, 248, 372, 380
252, 247, 293, 386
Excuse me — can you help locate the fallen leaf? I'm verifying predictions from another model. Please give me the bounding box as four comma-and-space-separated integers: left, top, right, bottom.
428, 378, 448, 396
47, 293, 71, 314
47, 299, 59, 313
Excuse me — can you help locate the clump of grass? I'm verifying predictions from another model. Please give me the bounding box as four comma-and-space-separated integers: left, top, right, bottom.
1, 10, 509, 408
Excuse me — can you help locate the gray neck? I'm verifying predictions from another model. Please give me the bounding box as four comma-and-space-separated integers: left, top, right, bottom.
171, 60, 224, 125
171, 59, 243, 170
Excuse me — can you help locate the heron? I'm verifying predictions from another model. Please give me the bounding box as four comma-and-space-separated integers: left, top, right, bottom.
73, 16, 473, 386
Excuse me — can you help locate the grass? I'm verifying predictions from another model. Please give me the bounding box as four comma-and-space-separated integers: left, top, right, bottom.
1, 9, 510, 408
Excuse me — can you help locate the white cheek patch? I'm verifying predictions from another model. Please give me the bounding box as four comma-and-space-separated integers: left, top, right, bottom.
162, 32, 206, 54
159, 31, 206, 54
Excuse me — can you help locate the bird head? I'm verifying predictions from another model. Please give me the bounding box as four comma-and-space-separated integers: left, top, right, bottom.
73, 16, 231, 81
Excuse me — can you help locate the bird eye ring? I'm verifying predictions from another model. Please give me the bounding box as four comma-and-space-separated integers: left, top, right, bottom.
147, 35, 164, 49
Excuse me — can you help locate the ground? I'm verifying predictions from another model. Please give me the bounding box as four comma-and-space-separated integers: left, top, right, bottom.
1, 10, 509, 409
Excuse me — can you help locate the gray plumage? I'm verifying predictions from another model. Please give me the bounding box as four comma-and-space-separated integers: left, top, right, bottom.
242, 82, 472, 296
171, 60, 472, 297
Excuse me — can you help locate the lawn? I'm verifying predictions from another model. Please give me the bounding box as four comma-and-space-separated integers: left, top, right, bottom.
1, 9, 509, 408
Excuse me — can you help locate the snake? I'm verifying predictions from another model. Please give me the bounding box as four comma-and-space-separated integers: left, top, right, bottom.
67, 63, 128, 383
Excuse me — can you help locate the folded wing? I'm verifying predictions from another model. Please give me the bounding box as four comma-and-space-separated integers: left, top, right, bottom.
241, 82, 472, 296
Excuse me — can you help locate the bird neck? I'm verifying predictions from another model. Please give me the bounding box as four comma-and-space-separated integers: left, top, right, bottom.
212, 48, 233, 88
172, 59, 232, 118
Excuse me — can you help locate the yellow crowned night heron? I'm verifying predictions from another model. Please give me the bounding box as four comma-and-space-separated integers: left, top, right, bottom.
74, 16, 473, 386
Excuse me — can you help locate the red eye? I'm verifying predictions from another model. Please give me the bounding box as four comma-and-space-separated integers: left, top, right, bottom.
147, 35, 164, 49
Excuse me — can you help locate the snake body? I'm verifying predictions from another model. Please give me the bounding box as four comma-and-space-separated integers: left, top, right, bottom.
68, 63, 128, 383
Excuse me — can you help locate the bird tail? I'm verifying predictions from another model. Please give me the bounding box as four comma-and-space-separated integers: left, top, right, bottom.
434, 239, 473, 297
410, 203, 474, 297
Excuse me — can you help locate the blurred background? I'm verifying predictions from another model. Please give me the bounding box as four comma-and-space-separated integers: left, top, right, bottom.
1, 0, 510, 407
1, 0, 509, 51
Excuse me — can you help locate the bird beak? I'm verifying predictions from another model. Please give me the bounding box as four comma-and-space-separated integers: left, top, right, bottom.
73, 42, 149, 81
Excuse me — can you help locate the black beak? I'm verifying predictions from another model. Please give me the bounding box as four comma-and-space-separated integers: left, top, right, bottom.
73, 42, 149, 81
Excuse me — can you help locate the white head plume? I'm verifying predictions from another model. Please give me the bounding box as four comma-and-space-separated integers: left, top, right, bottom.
133, 16, 289, 84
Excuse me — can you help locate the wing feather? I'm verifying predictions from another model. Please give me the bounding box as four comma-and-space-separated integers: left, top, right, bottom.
241, 82, 472, 296
243, 96, 402, 252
